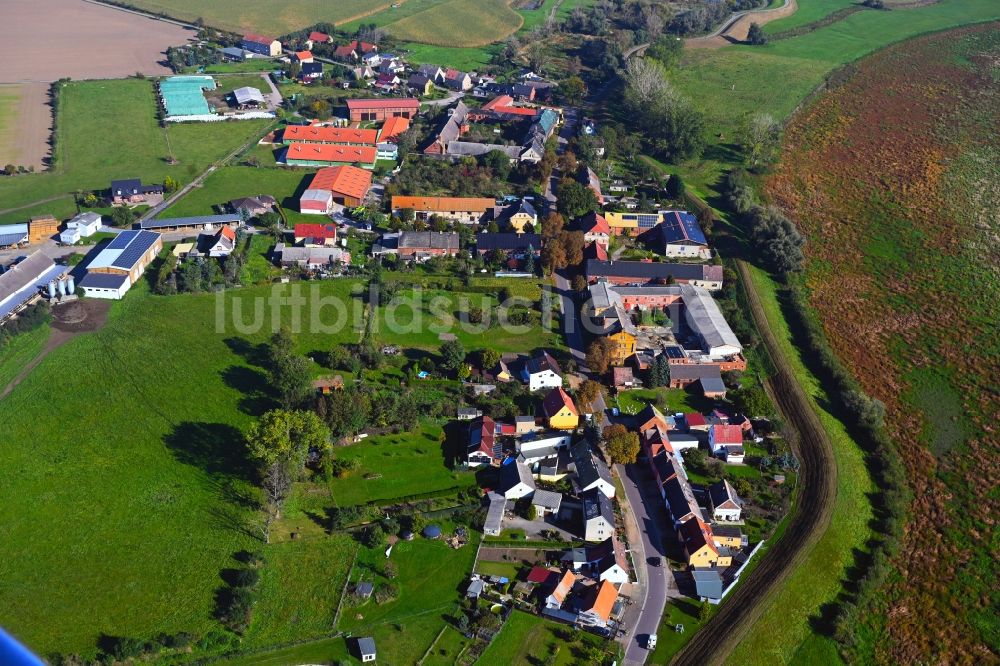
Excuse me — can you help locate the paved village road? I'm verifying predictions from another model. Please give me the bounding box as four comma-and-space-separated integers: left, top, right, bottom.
552, 271, 587, 370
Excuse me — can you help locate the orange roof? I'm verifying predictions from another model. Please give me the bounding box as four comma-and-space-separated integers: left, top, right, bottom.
308, 31, 330, 43
286, 143, 376, 165
551, 570, 576, 603
712, 424, 744, 445
284, 126, 378, 145
588, 580, 618, 621
379, 115, 410, 142
346, 97, 419, 110
218, 225, 236, 241
481, 95, 538, 117
308, 165, 373, 201
392, 195, 494, 213
294, 50, 313, 60
542, 387, 578, 418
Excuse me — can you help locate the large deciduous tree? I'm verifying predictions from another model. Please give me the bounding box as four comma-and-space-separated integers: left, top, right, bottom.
604, 423, 640, 464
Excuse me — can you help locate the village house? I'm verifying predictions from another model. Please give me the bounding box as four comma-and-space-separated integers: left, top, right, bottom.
272, 244, 350, 270
542, 387, 579, 430
585, 537, 630, 584
571, 441, 615, 498
241, 33, 281, 57
467, 415, 502, 466
293, 223, 338, 246
444, 68, 473, 91
283, 143, 377, 168
709, 479, 744, 522
585, 259, 724, 291
59, 212, 102, 244
372, 231, 461, 261
474, 232, 541, 258
423, 101, 469, 155
499, 460, 536, 500
582, 488, 615, 542
354, 636, 377, 663
578, 580, 618, 629
407, 73, 435, 96
282, 125, 378, 146
391, 194, 493, 224
308, 31, 333, 46
521, 351, 563, 392
300, 62, 323, 82
531, 489, 563, 518
516, 432, 571, 466
231, 86, 265, 109
668, 363, 727, 398
200, 225, 236, 258
574, 211, 611, 247
586, 281, 638, 367
378, 115, 410, 143
579, 166, 604, 204
545, 570, 576, 610
229, 195, 277, 219
482, 199, 538, 233
709, 424, 745, 464
644, 210, 711, 260
679, 517, 725, 568
110, 178, 163, 205
292, 50, 314, 64
300, 165, 373, 212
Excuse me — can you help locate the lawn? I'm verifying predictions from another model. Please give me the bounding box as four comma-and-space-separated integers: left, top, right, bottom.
240, 234, 281, 285
671, 0, 1000, 197
0, 280, 374, 657
384, 0, 523, 47
613, 387, 713, 416
423, 626, 472, 666
125, 0, 392, 35
373, 286, 559, 353
474, 560, 520, 579
0, 79, 272, 224
328, 420, 476, 506
648, 599, 710, 663
476, 609, 613, 665
763, 0, 858, 34
0, 324, 49, 389
340, 528, 481, 663
162, 165, 311, 217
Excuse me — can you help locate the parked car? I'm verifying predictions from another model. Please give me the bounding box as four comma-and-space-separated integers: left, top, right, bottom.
647, 556, 662, 567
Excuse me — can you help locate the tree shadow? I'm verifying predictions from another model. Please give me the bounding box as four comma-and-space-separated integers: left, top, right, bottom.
221, 365, 277, 415
163, 421, 254, 482
442, 420, 468, 469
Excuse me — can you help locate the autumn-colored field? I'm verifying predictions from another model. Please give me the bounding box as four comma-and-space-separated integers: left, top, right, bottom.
767, 23, 1000, 663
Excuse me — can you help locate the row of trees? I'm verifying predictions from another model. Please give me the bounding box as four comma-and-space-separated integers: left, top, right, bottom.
623, 57, 706, 162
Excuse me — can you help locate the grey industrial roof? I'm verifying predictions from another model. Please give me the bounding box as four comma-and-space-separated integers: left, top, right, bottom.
232, 86, 264, 104
79, 272, 128, 290
484, 491, 506, 534
585, 260, 723, 283
0, 252, 60, 318
0, 232, 29, 247
700, 377, 727, 394
531, 489, 562, 511
140, 214, 241, 230
398, 231, 460, 250
680, 284, 742, 353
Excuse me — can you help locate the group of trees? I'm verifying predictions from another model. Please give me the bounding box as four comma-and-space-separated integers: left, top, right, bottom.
623, 58, 705, 162
646, 354, 671, 387
585, 337, 615, 375
721, 169, 805, 275
267, 328, 313, 408
152, 247, 245, 295
0, 301, 50, 344
540, 212, 585, 274
604, 423, 640, 464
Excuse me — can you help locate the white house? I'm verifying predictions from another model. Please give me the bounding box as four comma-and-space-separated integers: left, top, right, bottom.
709, 424, 745, 464
521, 351, 563, 392
64, 212, 102, 238
356, 637, 376, 663
499, 460, 536, 500
586, 537, 630, 584
59, 227, 81, 245
577, 580, 617, 628
517, 433, 571, 466
545, 570, 575, 610
709, 479, 743, 522
582, 488, 614, 542
572, 441, 616, 498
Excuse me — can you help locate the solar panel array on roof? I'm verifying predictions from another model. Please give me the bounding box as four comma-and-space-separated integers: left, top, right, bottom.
106, 230, 137, 250
664, 345, 685, 359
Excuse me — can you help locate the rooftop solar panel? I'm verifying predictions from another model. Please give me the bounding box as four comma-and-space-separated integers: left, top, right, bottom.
106, 230, 137, 250
111, 231, 159, 270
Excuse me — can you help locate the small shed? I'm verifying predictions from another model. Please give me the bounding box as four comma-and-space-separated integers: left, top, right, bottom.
531, 489, 563, 517
313, 375, 345, 394
355, 581, 374, 599
355, 636, 377, 662
692, 569, 724, 601
423, 524, 442, 539
457, 407, 482, 421
700, 376, 728, 399
232, 86, 265, 109
467, 578, 485, 599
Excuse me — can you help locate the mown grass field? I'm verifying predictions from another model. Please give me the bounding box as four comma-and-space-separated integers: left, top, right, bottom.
0, 79, 271, 225
0, 324, 49, 388
476, 609, 612, 665
384, 0, 523, 47
763, 0, 857, 33
0, 280, 377, 657
328, 420, 476, 506
124, 0, 390, 35
671, 0, 1000, 198
162, 165, 311, 217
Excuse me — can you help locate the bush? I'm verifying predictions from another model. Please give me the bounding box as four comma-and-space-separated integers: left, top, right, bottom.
232, 568, 260, 588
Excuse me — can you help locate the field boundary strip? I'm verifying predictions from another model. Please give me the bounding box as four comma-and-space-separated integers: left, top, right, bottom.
671, 260, 838, 665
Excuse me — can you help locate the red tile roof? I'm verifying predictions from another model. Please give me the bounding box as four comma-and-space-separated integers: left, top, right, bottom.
679, 517, 718, 556
527, 566, 555, 584
577, 211, 610, 235
334, 44, 357, 57
307, 165, 373, 201
346, 97, 419, 110
285, 143, 376, 165
712, 424, 743, 445
283, 125, 378, 145
218, 225, 236, 241
587, 580, 618, 621
584, 241, 608, 261
308, 31, 331, 43
294, 223, 338, 240
294, 50, 313, 61
685, 412, 707, 427
379, 115, 410, 142
243, 33, 275, 45
481, 95, 538, 117
550, 570, 576, 603
542, 387, 578, 418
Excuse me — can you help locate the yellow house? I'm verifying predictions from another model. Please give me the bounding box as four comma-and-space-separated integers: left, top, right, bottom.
604, 211, 640, 237
712, 530, 743, 549
542, 387, 579, 430
606, 327, 636, 367
679, 518, 719, 568
491, 200, 538, 233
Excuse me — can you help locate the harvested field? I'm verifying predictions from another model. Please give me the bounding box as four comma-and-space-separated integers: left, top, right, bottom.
384, 0, 524, 47
0, 83, 53, 170
766, 23, 1000, 664
0, 0, 192, 171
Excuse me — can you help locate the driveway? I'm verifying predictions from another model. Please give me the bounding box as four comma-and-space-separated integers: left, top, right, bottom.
618, 462, 677, 665
258, 72, 283, 111
504, 515, 576, 541
422, 90, 465, 107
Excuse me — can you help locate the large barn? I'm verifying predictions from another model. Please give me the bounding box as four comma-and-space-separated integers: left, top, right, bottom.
78, 230, 162, 300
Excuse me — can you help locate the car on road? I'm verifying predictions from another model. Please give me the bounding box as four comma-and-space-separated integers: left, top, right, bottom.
647, 556, 662, 567
647, 634, 657, 650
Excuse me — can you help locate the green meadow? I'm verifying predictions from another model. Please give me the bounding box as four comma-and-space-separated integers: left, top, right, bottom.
0, 79, 272, 224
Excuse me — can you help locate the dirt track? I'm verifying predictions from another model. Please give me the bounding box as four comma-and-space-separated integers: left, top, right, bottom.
672, 260, 838, 665
0, 0, 192, 168
686, 0, 799, 49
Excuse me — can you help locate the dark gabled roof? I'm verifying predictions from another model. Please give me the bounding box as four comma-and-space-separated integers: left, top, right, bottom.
110, 178, 141, 195
527, 351, 561, 377
709, 479, 743, 510
301, 62, 323, 75
469, 415, 500, 459
78, 272, 128, 289
475, 232, 541, 252
712, 525, 743, 539
585, 260, 723, 283
499, 460, 536, 494
668, 364, 723, 382
657, 210, 707, 246
356, 636, 376, 657
582, 488, 614, 525
663, 476, 698, 523
572, 441, 613, 490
